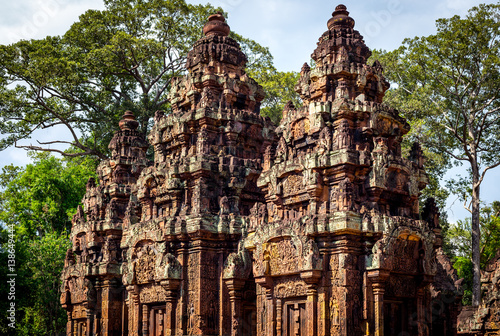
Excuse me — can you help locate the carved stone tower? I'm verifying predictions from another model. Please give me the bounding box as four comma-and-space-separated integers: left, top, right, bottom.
247, 5, 461, 335
61, 6, 462, 336
61, 110, 149, 335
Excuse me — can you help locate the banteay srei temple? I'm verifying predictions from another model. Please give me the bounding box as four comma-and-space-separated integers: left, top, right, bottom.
60, 4, 500, 336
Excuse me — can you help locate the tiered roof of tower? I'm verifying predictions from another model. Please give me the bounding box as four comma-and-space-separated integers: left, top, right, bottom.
256, 4, 428, 236
61, 110, 149, 319
137, 12, 275, 235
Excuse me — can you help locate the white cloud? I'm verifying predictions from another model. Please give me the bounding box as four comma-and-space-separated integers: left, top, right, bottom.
0, 0, 104, 44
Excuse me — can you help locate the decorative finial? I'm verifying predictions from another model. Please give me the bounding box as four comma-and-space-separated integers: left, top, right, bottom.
119, 111, 139, 131
203, 13, 230, 37
327, 4, 355, 30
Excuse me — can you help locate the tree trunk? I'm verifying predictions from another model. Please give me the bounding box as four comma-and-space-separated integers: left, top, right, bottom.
471, 166, 481, 307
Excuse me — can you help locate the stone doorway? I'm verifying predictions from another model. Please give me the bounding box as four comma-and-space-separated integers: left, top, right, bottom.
282, 299, 307, 336
384, 299, 416, 335
241, 305, 257, 336
148, 306, 165, 336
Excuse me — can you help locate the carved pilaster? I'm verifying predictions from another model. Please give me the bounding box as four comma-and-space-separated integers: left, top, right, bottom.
372, 283, 385, 336
301, 270, 322, 336
255, 276, 274, 336
417, 287, 428, 336
225, 278, 246, 336
142, 304, 148, 336
368, 270, 390, 336
66, 311, 73, 336
276, 298, 282, 335
266, 288, 275, 336
85, 308, 92, 336
126, 285, 140, 336
160, 279, 181, 336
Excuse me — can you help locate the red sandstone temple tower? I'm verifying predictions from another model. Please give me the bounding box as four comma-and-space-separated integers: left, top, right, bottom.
61, 5, 462, 336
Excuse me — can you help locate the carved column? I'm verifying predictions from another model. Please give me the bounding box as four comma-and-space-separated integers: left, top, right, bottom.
161, 279, 181, 336
142, 304, 148, 336
101, 279, 110, 335
276, 298, 282, 336
178, 242, 189, 334
85, 308, 93, 336
225, 278, 246, 336
93, 311, 99, 335
66, 311, 73, 336
372, 283, 385, 336
301, 270, 322, 336
368, 270, 389, 336
255, 276, 274, 336
417, 287, 428, 336
256, 288, 266, 336
127, 285, 140, 336
266, 288, 275, 336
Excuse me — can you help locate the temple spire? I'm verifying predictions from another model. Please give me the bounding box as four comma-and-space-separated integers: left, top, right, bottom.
203, 12, 230, 37
327, 4, 355, 29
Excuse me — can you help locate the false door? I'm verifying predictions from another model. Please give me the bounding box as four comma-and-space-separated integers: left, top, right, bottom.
282, 300, 307, 336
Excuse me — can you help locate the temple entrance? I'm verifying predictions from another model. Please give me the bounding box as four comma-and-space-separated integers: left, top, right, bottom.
282, 299, 307, 336
148, 306, 165, 336
384, 299, 416, 335
241, 305, 257, 336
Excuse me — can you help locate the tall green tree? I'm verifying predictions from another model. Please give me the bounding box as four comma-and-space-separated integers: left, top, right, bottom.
372, 3, 500, 306
0, 0, 275, 159
0, 154, 95, 334
447, 201, 500, 305
0, 153, 96, 238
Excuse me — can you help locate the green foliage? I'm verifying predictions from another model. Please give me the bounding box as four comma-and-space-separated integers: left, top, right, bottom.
231, 31, 300, 124
371, 2, 500, 194
16, 232, 71, 336
370, 49, 451, 206
454, 256, 474, 305
0, 2, 297, 334
446, 201, 500, 305
0, 153, 96, 238
0, 154, 94, 335
371, 3, 500, 304
0, 0, 278, 159
253, 70, 301, 124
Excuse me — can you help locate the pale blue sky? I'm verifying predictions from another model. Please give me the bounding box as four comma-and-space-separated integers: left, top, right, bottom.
0, 0, 495, 222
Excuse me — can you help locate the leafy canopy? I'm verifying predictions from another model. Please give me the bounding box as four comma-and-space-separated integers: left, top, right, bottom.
0, 153, 94, 335
0, 153, 96, 238
0, 0, 282, 159
372, 2, 500, 305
